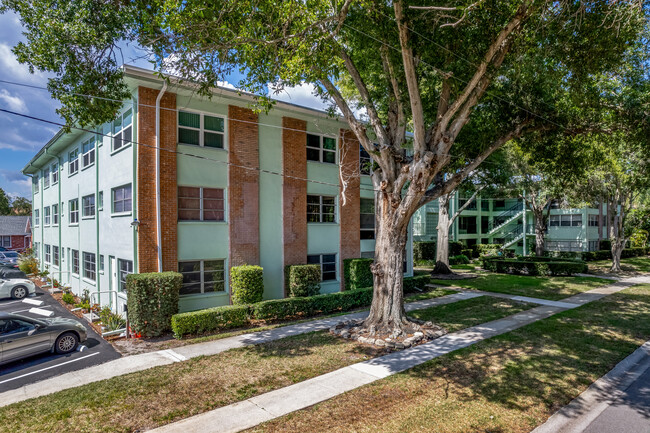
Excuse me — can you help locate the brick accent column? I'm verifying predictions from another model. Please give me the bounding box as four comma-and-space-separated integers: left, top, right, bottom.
136, 86, 178, 273
282, 117, 308, 294
228, 105, 260, 267
339, 129, 361, 290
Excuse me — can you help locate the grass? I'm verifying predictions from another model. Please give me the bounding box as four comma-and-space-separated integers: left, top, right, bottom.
431, 273, 612, 300
248, 284, 650, 433
588, 255, 650, 274
0, 288, 507, 433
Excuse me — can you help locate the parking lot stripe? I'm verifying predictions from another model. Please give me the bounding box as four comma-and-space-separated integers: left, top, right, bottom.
10, 305, 52, 314
0, 352, 100, 385
0, 300, 26, 307
22, 298, 44, 306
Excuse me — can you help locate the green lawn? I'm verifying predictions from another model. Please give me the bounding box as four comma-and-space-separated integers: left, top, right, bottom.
249, 284, 650, 433
588, 256, 650, 274
431, 273, 612, 300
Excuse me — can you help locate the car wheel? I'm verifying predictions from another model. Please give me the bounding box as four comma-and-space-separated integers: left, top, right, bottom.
11, 285, 28, 299
55, 332, 79, 354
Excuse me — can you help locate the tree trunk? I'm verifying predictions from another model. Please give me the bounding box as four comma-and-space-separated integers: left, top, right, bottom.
611, 239, 623, 272
432, 194, 453, 274
533, 208, 546, 257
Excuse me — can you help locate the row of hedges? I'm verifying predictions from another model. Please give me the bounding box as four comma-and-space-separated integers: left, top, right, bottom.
343, 258, 374, 290
171, 274, 432, 338
413, 242, 436, 261
449, 254, 470, 265
483, 259, 587, 276
583, 247, 648, 261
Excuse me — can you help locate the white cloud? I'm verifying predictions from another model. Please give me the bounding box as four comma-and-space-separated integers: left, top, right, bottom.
0, 43, 45, 84
269, 82, 330, 111
0, 170, 31, 197
0, 89, 27, 113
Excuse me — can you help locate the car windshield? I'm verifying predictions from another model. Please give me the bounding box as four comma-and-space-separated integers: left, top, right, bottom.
3, 252, 18, 258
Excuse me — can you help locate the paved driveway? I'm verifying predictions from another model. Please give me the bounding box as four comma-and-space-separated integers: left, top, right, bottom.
0, 284, 121, 392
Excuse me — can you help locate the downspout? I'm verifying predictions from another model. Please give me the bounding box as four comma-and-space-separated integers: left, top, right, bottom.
155, 82, 168, 273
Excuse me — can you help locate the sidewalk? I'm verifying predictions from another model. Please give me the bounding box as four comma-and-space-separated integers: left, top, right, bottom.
151, 275, 650, 433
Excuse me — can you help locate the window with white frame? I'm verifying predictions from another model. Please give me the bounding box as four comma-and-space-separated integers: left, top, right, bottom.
44, 244, 51, 263
44, 206, 51, 225
69, 149, 79, 175
82, 194, 95, 218
52, 246, 59, 267
52, 204, 59, 225
71, 249, 79, 275
178, 111, 225, 149
178, 186, 225, 221
360, 198, 375, 240
51, 162, 58, 184
112, 184, 132, 214
83, 252, 96, 281
33, 175, 39, 194
178, 260, 225, 295
34, 209, 39, 226
360, 145, 372, 175
588, 214, 599, 227
549, 214, 582, 227
112, 108, 133, 152
82, 137, 96, 168
0, 236, 10, 248
43, 167, 50, 188
307, 195, 336, 223
306, 133, 336, 164
118, 259, 134, 291
69, 199, 79, 224
307, 254, 337, 281
99, 255, 104, 273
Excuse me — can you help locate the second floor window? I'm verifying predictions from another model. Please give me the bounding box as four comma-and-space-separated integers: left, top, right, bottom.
549, 214, 582, 227
34, 209, 39, 226
52, 204, 59, 225
69, 199, 79, 224
69, 149, 79, 175
82, 194, 95, 218
360, 146, 372, 175
82, 137, 95, 168
178, 111, 225, 149
44, 206, 51, 225
178, 186, 225, 221
307, 195, 336, 223
113, 108, 133, 152
43, 168, 50, 188
112, 184, 132, 213
360, 198, 375, 240
307, 134, 336, 164
33, 175, 39, 194
51, 163, 58, 184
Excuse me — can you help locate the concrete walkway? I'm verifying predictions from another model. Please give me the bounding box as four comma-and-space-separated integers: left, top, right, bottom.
152, 276, 650, 433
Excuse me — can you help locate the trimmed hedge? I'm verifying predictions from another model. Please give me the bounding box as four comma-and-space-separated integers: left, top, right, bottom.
126, 272, 182, 337
231, 265, 264, 305
460, 249, 473, 259
171, 274, 432, 338
286, 264, 321, 297
449, 254, 470, 265
414, 241, 436, 261
343, 258, 374, 290
449, 241, 464, 256
483, 259, 587, 276
582, 247, 648, 261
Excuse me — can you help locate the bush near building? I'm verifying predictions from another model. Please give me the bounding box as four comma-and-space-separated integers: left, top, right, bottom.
286, 264, 321, 297
449, 241, 464, 256
413, 241, 436, 261
343, 258, 374, 290
126, 272, 182, 337
230, 265, 264, 305
482, 257, 588, 276
449, 254, 471, 265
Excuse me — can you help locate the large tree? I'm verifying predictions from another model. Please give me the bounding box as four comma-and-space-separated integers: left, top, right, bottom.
10, 196, 32, 216
3, 0, 645, 335
0, 188, 10, 216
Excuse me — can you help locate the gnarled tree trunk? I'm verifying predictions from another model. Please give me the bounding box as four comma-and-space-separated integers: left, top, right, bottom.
533, 208, 546, 257
433, 194, 453, 274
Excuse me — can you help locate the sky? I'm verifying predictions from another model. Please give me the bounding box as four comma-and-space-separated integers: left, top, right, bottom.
0, 11, 329, 201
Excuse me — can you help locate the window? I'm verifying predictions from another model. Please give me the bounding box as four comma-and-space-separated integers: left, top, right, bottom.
360, 198, 375, 240
82, 137, 95, 168
558, 214, 582, 227
44, 206, 51, 225
112, 108, 133, 152
0, 236, 10, 248
51, 163, 58, 184
360, 146, 372, 175
71, 250, 79, 275
112, 184, 132, 214
306, 133, 336, 164
82, 194, 95, 218
494, 199, 505, 209
34, 242, 39, 258
178, 260, 226, 295
33, 175, 39, 194
98, 191, 103, 211
69, 199, 79, 224
52, 204, 59, 225
588, 214, 599, 227
588, 240, 599, 251
549, 215, 560, 227
178, 111, 225, 149
118, 259, 133, 291
34, 209, 39, 226
43, 167, 50, 189
178, 186, 225, 221
307, 254, 336, 281
83, 252, 96, 281
1, 319, 35, 335
481, 200, 490, 211
99, 255, 104, 273
69, 149, 79, 175
459, 198, 477, 211
52, 246, 59, 267
45, 245, 51, 264
307, 195, 336, 223
459, 216, 478, 234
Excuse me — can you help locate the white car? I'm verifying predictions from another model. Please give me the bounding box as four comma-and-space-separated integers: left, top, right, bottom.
0, 268, 36, 300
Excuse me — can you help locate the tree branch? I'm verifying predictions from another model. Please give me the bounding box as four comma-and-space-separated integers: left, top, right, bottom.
450, 185, 484, 224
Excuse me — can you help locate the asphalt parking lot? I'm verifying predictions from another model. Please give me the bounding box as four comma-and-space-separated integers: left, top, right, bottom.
0, 284, 121, 392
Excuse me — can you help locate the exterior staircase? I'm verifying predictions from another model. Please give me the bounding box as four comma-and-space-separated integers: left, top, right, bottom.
487, 202, 524, 236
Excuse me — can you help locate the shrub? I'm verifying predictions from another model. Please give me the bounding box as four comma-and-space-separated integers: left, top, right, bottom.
18, 255, 39, 275
449, 241, 464, 256
286, 264, 321, 297
99, 306, 126, 332
171, 305, 250, 338
449, 254, 470, 265
482, 258, 587, 276
343, 258, 374, 290
230, 265, 264, 305
62, 292, 75, 305
126, 272, 182, 337
460, 249, 473, 259
414, 242, 436, 261
630, 229, 649, 248
600, 239, 611, 251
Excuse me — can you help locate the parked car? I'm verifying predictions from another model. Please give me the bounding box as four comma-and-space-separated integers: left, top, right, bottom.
0, 251, 19, 266
0, 312, 87, 364
0, 247, 7, 252
0, 268, 36, 299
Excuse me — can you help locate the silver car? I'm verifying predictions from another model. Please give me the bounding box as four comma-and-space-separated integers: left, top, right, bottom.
0, 274, 36, 300
0, 251, 19, 266
0, 312, 87, 364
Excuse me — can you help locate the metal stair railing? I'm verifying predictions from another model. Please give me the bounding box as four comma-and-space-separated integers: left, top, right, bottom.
487, 201, 524, 234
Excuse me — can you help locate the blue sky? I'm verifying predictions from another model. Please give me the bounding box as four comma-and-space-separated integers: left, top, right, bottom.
0, 11, 328, 201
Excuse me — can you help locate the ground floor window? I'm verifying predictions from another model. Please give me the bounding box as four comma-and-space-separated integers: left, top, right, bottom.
52, 246, 59, 267
44, 244, 51, 264
588, 240, 599, 251
118, 259, 133, 291
71, 250, 79, 275
545, 240, 582, 252
307, 254, 337, 281
178, 260, 225, 295
0, 236, 10, 248
588, 214, 599, 227
360, 198, 375, 240
83, 252, 96, 281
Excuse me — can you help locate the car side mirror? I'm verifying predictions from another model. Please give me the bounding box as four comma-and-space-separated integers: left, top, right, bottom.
35, 323, 45, 330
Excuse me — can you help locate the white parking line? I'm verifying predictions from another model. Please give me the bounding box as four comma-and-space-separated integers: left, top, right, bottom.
10, 305, 52, 314
0, 352, 100, 385
0, 300, 26, 307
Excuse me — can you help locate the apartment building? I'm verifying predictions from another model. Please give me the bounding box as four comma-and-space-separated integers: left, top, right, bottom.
22, 65, 412, 313
413, 194, 608, 254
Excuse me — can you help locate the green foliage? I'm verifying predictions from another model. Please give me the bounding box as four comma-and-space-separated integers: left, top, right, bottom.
126, 272, 181, 337
286, 265, 321, 297
449, 241, 464, 256
460, 249, 473, 259
483, 258, 587, 276
99, 306, 126, 331
449, 254, 470, 265
600, 239, 612, 250
10, 196, 32, 216
0, 188, 9, 215
583, 247, 647, 261
61, 292, 75, 305
413, 242, 436, 261
18, 254, 39, 275
476, 244, 502, 258
630, 230, 649, 248
171, 305, 250, 338
230, 265, 264, 305
343, 258, 374, 290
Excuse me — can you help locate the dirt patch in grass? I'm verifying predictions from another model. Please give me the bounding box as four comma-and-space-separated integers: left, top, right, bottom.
247, 285, 650, 433
431, 274, 612, 300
